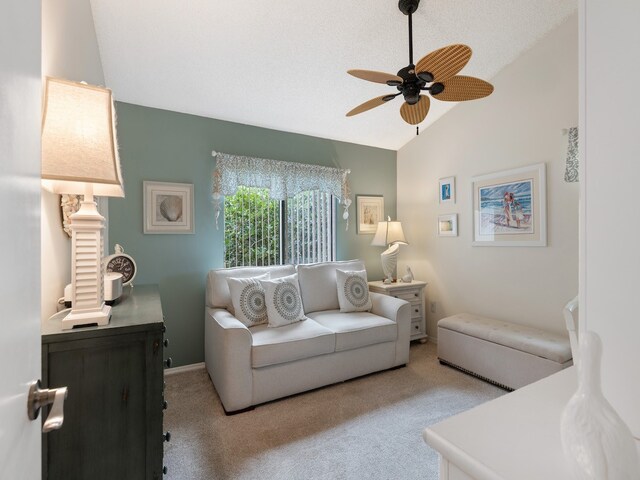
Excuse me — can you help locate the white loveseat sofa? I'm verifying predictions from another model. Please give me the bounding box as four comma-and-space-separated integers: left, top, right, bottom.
204, 260, 411, 413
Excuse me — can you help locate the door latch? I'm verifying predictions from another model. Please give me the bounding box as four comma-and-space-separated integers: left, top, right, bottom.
27, 380, 68, 433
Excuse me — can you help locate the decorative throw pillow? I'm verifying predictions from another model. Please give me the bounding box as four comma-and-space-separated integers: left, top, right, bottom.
226, 273, 270, 327
260, 274, 306, 328
336, 269, 372, 312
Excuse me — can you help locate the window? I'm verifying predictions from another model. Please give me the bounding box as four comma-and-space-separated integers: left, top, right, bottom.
224, 186, 335, 267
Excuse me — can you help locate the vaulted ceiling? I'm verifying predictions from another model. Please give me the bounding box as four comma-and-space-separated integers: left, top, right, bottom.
90, 0, 576, 151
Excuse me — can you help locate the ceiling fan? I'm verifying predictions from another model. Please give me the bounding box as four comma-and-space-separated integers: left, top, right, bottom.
346, 0, 494, 129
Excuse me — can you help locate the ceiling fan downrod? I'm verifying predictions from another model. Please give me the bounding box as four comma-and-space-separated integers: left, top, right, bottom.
398, 0, 420, 65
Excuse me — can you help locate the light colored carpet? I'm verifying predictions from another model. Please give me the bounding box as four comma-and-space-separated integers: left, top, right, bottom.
163, 342, 504, 480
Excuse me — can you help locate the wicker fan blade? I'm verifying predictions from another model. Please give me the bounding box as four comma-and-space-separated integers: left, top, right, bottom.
346, 95, 391, 117
415, 44, 472, 83
432, 75, 494, 102
347, 69, 403, 85
400, 95, 430, 125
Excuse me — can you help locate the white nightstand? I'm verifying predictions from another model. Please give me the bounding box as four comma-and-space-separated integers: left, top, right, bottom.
368, 280, 428, 343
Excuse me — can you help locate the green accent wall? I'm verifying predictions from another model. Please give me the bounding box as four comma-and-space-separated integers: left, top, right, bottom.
109, 102, 397, 367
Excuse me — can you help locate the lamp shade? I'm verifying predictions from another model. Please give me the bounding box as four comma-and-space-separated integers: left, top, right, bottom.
41, 77, 124, 197
371, 219, 408, 247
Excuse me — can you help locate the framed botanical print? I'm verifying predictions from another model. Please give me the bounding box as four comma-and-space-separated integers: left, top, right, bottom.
356, 195, 384, 234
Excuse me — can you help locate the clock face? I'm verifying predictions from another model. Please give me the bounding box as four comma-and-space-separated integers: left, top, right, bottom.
106, 255, 136, 285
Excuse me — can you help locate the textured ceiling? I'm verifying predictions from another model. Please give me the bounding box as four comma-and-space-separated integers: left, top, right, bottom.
90, 0, 576, 151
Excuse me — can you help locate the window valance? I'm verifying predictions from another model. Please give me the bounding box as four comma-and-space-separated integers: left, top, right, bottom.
212, 151, 352, 228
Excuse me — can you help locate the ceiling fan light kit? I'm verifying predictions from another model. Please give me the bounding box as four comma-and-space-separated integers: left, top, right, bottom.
346, 0, 494, 130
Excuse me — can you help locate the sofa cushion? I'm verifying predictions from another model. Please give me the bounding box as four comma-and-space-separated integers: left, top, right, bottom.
297, 260, 365, 313
226, 273, 270, 327
250, 319, 335, 368
261, 274, 307, 328
307, 310, 397, 352
336, 269, 372, 312
206, 264, 296, 309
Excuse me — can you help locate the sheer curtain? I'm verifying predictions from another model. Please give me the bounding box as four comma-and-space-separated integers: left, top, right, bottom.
212, 151, 352, 229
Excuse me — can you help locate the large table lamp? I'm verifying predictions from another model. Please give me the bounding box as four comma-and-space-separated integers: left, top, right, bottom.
41, 77, 124, 329
371, 217, 408, 284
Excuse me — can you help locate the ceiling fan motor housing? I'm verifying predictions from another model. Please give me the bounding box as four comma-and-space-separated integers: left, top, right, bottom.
398, 0, 420, 15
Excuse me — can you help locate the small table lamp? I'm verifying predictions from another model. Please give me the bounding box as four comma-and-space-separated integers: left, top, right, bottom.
371, 217, 408, 284
41, 77, 124, 329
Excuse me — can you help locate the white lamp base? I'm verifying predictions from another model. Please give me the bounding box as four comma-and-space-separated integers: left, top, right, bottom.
63, 190, 110, 330
381, 243, 400, 284
61, 303, 111, 330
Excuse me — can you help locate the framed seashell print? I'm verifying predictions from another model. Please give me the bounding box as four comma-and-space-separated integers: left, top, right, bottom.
143, 181, 194, 234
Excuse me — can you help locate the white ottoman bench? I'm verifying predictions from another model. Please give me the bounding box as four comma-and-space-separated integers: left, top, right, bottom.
437, 313, 572, 390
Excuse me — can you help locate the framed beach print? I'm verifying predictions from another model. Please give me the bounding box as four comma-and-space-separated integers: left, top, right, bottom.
438, 214, 458, 237
356, 195, 384, 234
144, 181, 194, 234
439, 176, 456, 204
471, 163, 546, 246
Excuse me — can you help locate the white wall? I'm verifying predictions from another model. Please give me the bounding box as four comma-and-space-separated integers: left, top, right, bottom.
41, 0, 105, 320
582, 2, 640, 439
397, 14, 579, 339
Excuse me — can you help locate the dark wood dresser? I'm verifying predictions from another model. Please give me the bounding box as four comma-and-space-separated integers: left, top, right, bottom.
41, 285, 170, 479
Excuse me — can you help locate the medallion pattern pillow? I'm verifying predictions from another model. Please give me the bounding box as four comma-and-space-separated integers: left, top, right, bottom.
336, 269, 372, 312
226, 273, 270, 327
260, 274, 306, 327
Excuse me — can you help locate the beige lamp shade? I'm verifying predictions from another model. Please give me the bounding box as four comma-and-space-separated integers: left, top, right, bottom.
41, 77, 124, 197
371, 219, 408, 247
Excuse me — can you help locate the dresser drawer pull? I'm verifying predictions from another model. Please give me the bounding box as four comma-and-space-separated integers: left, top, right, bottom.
164, 358, 173, 368
163, 400, 168, 410
414, 308, 419, 313
163, 431, 171, 443
163, 338, 170, 348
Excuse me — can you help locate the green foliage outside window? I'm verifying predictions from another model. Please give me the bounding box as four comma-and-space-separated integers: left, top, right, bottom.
224, 186, 281, 267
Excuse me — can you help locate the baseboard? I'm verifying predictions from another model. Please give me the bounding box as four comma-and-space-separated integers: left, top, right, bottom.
164, 362, 205, 376
428, 336, 438, 345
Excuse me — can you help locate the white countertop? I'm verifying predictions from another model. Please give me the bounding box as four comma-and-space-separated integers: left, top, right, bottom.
423, 368, 640, 480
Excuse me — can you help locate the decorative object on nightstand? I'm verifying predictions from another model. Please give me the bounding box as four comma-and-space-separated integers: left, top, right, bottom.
104, 243, 137, 287
369, 280, 427, 342
41, 77, 124, 330
401, 266, 414, 283
371, 217, 408, 283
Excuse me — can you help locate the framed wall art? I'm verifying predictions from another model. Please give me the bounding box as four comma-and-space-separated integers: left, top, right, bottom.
143, 181, 194, 234
438, 214, 458, 237
471, 163, 546, 246
439, 176, 456, 204
356, 195, 384, 234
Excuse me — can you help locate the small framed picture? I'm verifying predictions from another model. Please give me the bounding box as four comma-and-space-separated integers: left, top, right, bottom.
438, 214, 458, 236
144, 181, 194, 234
439, 176, 456, 204
356, 195, 384, 234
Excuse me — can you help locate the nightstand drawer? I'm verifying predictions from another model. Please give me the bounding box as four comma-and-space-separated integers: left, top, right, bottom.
411, 320, 424, 336
411, 304, 423, 320
392, 291, 422, 302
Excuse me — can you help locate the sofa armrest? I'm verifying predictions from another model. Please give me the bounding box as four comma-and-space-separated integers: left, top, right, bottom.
204, 308, 253, 412
369, 292, 411, 366
370, 292, 409, 323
